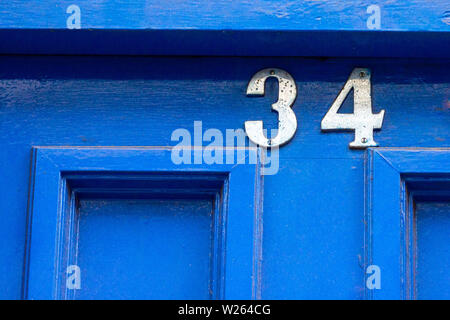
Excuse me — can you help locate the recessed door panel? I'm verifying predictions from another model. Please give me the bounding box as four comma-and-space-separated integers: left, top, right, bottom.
366, 149, 450, 299
416, 201, 450, 300
76, 198, 213, 300
23, 147, 262, 300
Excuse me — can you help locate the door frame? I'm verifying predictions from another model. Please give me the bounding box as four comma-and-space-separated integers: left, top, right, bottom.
364, 147, 450, 299
24, 146, 263, 300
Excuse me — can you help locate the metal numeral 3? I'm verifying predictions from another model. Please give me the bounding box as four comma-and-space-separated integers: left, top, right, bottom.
245, 68, 298, 148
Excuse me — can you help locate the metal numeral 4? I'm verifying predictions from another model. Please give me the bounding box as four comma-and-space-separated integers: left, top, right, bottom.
321, 68, 385, 149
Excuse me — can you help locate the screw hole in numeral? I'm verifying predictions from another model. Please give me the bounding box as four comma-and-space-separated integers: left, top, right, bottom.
245, 67, 385, 149
244, 68, 298, 148
321, 68, 385, 149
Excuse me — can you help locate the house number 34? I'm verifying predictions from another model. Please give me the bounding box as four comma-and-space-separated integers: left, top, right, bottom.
244, 67, 385, 149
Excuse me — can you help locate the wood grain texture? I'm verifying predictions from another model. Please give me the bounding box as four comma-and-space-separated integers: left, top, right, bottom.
0, 56, 448, 299
0, 1, 449, 57
0, 0, 449, 31
23, 147, 262, 299
416, 202, 450, 299
365, 148, 450, 299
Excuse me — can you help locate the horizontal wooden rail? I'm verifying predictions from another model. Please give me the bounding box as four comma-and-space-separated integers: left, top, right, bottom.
0, 1, 449, 57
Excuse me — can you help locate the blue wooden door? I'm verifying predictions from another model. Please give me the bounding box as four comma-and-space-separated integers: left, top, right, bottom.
366, 149, 450, 300
0, 1, 449, 300
416, 202, 450, 299
75, 198, 214, 299
23, 147, 261, 299
2, 57, 444, 300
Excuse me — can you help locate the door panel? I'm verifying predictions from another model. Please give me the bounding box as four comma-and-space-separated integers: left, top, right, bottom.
23, 147, 262, 299
0, 56, 448, 299
416, 202, 450, 300
76, 199, 213, 299
366, 149, 450, 299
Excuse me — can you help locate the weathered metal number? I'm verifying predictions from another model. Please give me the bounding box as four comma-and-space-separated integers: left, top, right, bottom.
245, 68, 297, 147
321, 68, 385, 149
244, 67, 385, 149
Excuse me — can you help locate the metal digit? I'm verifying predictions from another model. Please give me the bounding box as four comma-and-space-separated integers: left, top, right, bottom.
321, 68, 385, 149
245, 68, 297, 147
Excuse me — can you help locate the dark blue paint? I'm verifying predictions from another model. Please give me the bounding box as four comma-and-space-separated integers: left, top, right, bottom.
0, 30, 449, 58
0, 1, 449, 57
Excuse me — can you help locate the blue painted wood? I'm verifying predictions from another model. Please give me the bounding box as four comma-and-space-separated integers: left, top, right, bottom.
23, 147, 262, 299
1, 29, 448, 58
365, 148, 450, 300
76, 198, 214, 299
0, 1, 449, 56
416, 202, 450, 300
0, 56, 448, 299
0, 1, 448, 31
